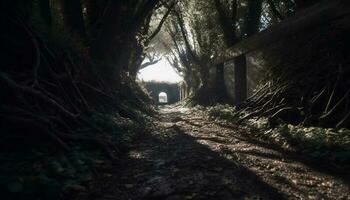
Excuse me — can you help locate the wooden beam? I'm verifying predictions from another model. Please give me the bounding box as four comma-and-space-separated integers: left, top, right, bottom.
222, 0, 350, 61
234, 55, 247, 104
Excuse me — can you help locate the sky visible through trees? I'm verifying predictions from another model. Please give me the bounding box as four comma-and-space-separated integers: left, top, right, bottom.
1, 0, 349, 199
138, 59, 183, 83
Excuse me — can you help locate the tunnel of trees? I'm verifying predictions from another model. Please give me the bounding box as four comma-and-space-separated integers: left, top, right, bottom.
0, 0, 349, 199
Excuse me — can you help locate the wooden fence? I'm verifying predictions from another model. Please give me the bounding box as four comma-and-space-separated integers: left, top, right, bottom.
218, 0, 350, 105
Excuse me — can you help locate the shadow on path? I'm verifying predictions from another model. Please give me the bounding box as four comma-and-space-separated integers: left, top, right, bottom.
77, 106, 350, 200
93, 112, 285, 200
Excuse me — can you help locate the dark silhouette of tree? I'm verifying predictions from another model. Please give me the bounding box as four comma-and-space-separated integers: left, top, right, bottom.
60, 0, 87, 38
39, 0, 52, 28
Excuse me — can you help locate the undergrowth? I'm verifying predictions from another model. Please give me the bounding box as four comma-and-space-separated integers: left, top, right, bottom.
0, 108, 148, 200
205, 104, 350, 167
0, 9, 155, 199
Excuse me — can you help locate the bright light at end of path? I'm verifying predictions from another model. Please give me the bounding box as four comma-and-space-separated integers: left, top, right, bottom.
137, 59, 183, 83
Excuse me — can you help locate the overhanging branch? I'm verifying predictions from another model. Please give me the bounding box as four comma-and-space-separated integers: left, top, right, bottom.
139, 58, 162, 70
148, 1, 177, 41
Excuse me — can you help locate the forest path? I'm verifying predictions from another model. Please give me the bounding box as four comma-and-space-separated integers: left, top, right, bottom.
80, 106, 350, 200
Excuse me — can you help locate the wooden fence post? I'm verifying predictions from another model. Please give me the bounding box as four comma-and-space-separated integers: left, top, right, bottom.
234, 54, 247, 105
215, 63, 227, 102
216, 63, 225, 85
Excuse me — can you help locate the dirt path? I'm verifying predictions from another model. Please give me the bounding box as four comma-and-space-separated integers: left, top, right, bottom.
79, 106, 350, 200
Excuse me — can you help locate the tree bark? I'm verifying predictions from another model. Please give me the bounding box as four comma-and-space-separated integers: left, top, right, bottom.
174, 10, 200, 65
93, 0, 160, 82
266, 0, 284, 21
83, 0, 100, 28
60, 0, 86, 38
93, 1, 124, 60
245, 0, 263, 37
148, 1, 176, 41
213, 0, 238, 46
39, 0, 52, 28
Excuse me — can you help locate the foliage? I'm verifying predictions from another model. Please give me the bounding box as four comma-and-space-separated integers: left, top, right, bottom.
90, 109, 141, 139
206, 104, 241, 123
0, 106, 149, 200
236, 4, 350, 129
0, 147, 98, 199
205, 104, 350, 167
0, 0, 159, 199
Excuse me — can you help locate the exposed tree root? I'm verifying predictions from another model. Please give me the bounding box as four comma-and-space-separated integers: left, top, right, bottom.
0, 18, 152, 160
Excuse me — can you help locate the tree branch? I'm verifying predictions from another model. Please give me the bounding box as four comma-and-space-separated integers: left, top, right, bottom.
266, 0, 284, 21
148, 1, 177, 41
139, 58, 162, 70
173, 9, 200, 65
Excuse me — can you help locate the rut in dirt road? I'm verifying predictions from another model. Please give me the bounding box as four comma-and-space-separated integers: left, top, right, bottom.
82, 106, 350, 200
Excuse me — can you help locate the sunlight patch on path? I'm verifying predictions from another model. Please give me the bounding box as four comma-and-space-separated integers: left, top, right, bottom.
80, 105, 350, 200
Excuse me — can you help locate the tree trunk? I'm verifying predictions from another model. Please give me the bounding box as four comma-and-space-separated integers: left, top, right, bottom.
39, 0, 52, 28
266, 0, 284, 21
245, 0, 263, 37
92, 0, 159, 82
60, 0, 86, 38
91, 0, 127, 81
213, 0, 238, 46
83, 0, 100, 28
129, 41, 144, 77
200, 67, 209, 90
1, 0, 33, 20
